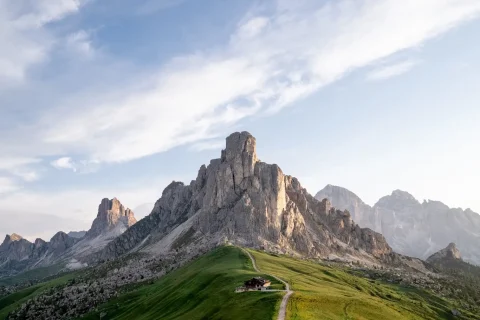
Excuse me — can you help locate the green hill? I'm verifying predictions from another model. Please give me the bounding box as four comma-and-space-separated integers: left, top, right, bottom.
80, 246, 283, 320
3, 246, 479, 320
248, 249, 479, 320
0, 271, 77, 319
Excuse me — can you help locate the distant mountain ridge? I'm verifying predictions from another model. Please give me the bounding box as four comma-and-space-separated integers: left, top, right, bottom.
0, 198, 137, 278
316, 185, 480, 265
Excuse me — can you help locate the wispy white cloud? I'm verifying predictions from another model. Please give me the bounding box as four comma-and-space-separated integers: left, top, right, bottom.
51, 157, 77, 171
65, 30, 96, 59
3, 0, 480, 168
0, 157, 41, 182
0, 177, 19, 194
13, 170, 40, 182
366, 60, 420, 81
0, 157, 40, 170
0, 0, 89, 84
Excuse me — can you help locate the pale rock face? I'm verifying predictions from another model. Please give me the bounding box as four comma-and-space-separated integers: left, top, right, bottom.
86, 198, 137, 238
67, 231, 87, 239
427, 243, 462, 264
1, 198, 137, 278
0, 234, 34, 261
315, 185, 480, 265
49, 232, 77, 255
98, 132, 392, 262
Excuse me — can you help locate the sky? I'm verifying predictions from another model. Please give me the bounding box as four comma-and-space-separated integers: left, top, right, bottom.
1, 0, 480, 241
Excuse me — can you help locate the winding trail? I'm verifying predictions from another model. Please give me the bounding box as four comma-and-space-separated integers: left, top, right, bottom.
242, 248, 293, 320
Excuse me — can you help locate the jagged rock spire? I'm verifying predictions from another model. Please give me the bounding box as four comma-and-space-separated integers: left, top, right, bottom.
86, 198, 137, 238
427, 242, 462, 263
99, 131, 392, 261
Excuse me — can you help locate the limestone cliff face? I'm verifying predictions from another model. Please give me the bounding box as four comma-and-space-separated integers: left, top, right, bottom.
86, 198, 137, 239
99, 132, 392, 261
49, 232, 77, 255
0, 231, 81, 278
0, 234, 34, 261
1, 199, 137, 277
427, 243, 462, 264
317, 184, 480, 265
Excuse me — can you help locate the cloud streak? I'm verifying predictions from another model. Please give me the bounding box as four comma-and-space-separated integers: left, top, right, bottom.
366, 60, 420, 81
0, 0, 88, 84
2, 0, 480, 168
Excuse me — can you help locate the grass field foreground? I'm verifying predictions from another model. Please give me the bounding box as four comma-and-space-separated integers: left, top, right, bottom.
249, 249, 480, 320
0, 271, 77, 319
80, 246, 283, 320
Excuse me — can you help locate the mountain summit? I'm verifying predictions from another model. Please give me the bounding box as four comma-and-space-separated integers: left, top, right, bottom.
97, 132, 391, 263
427, 243, 462, 264
86, 198, 137, 239
0, 198, 136, 278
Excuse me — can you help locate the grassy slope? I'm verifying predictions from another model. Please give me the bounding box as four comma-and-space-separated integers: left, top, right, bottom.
249, 249, 480, 320
0, 272, 77, 319
81, 246, 283, 320
0, 264, 65, 286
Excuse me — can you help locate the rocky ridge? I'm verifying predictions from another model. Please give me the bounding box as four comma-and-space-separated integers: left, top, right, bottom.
427, 243, 462, 264
316, 185, 480, 265
0, 198, 137, 278
86, 198, 136, 239
96, 132, 392, 265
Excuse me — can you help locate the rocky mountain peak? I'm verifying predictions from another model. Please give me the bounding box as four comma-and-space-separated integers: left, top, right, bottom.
445, 243, 462, 260
9, 233, 23, 242
86, 198, 137, 238
1, 234, 28, 248
375, 189, 420, 210
315, 184, 372, 224
222, 131, 257, 162
99, 131, 392, 262
0, 233, 34, 261
427, 242, 462, 264
390, 190, 417, 201
49, 232, 76, 254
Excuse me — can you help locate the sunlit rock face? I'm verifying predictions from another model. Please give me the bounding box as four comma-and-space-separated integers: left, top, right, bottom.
86, 198, 137, 239
427, 243, 462, 264
98, 132, 392, 263
0, 198, 137, 278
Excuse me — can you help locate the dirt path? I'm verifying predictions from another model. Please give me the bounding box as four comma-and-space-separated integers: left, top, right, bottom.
242, 249, 293, 320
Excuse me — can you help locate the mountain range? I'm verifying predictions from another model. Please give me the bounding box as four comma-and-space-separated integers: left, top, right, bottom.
1, 131, 478, 281
316, 185, 480, 265
93, 131, 399, 267
0, 198, 137, 278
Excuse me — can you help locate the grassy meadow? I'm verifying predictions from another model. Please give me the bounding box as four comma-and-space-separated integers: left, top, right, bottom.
0, 271, 77, 319
2, 246, 479, 320
80, 246, 283, 320
249, 249, 480, 320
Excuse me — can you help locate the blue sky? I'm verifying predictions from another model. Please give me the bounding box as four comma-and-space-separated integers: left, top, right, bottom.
1, 0, 480, 240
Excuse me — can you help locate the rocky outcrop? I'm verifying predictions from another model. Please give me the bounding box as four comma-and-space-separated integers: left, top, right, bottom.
0, 232, 79, 278
49, 232, 77, 255
315, 185, 372, 224
86, 198, 137, 239
97, 132, 392, 262
0, 234, 34, 261
1, 199, 137, 278
316, 185, 480, 265
427, 243, 462, 264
